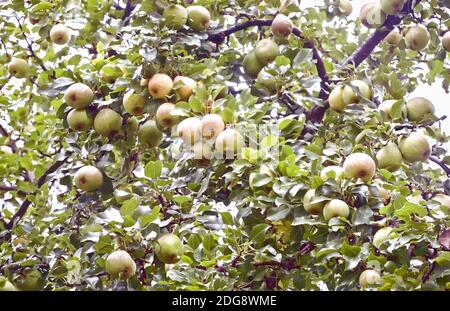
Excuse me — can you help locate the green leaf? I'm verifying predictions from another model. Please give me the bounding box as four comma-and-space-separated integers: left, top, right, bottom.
144, 161, 163, 179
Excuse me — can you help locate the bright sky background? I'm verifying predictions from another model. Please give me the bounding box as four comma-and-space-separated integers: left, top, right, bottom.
301, 0, 450, 134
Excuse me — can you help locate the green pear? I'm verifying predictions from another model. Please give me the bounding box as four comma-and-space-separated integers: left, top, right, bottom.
8, 58, 30, 78
398, 132, 431, 162
323, 199, 350, 221
156, 102, 180, 128
442, 32, 450, 52
378, 100, 397, 119
64, 83, 94, 109
139, 120, 163, 147
148, 73, 173, 99
360, 3, 386, 28
376, 143, 403, 172
328, 85, 346, 112
74, 165, 103, 192
187, 5, 211, 31
67, 109, 93, 131
380, 0, 405, 15
94, 108, 122, 137
343, 152, 376, 182
373, 227, 394, 249
49, 24, 71, 45
342, 80, 372, 105
406, 97, 435, 122
154, 233, 184, 264
105, 250, 136, 279
384, 30, 403, 46
13, 269, 44, 291
271, 14, 293, 37
359, 270, 381, 288
320, 165, 345, 181
163, 4, 188, 30
173, 76, 196, 101
255, 39, 279, 65
201, 114, 225, 139
215, 128, 244, 156
177, 117, 202, 145
243, 50, 264, 78
405, 25, 430, 51
256, 70, 281, 95
123, 90, 145, 116
302, 189, 327, 215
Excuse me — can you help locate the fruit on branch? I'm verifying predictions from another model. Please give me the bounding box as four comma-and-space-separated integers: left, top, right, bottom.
380, 0, 405, 15
49, 24, 71, 45
105, 250, 136, 279
156, 103, 179, 128
201, 114, 225, 139
271, 14, 293, 37
338, 0, 353, 16
74, 165, 103, 192
404, 25, 430, 51
323, 199, 350, 221
187, 5, 211, 31
7, 58, 30, 78
215, 128, 244, 156
173, 76, 197, 101
0, 279, 18, 291
256, 70, 280, 95
378, 100, 398, 119
343, 152, 376, 182
123, 90, 145, 116
163, 4, 188, 30
302, 189, 327, 215
320, 165, 345, 181
406, 97, 435, 122
433, 194, 450, 208
67, 109, 93, 131
155, 233, 184, 264
384, 30, 403, 46
342, 80, 372, 105
192, 141, 213, 164
359, 3, 386, 28
148, 73, 173, 99
13, 269, 44, 291
359, 270, 381, 288
127, 116, 139, 134
376, 143, 403, 172
328, 85, 346, 112
94, 108, 122, 137
0, 145, 13, 155
64, 83, 94, 109
100, 64, 123, 84
243, 51, 264, 78
442, 31, 450, 52
139, 120, 163, 147
373, 227, 394, 248
255, 39, 279, 65
177, 117, 202, 145
398, 132, 431, 162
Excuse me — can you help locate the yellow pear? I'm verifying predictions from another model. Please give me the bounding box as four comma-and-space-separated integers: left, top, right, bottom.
177, 117, 202, 145
93, 108, 123, 137
173, 76, 196, 101
156, 103, 180, 128
148, 74, 173, 99
74, 165, 103, 192
215, 128, 244, 156
323, 199, 350, 221
328, 85, 346, 112
373, 227, 394, 248
398, 132, 431, 162
64, 83, 94, 109
342, 80, 372, 105
105, 250, 136, 279
8, 58, 30, 78
343, 152, 376, 182
200, 114, 225, 139
359, 270, 381, 288
49, 24, 71, 45
405, 25, 430, 51
123, 90, 145, 116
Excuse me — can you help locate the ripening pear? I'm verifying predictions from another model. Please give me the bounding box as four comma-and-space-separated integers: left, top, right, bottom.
255, 39, 279, 65
302, 189, 327, 215
94, 108, 123, 137
64, 83, 94, 109
320, 165, 345, 181
74, 165, 103, 192
359, 270, 381, 288
163, 4, 188, 30
105, 250, 136, 279
8, 58, 30, 78
398, 132, 431, 162
187, 5, 211, 31
67, 109, 93, 131
49, 24, 71, 45
323, 199, 350, 221
343, 152, 376, 182
139, 120, 163, 147
243, 51, 264, 78
100, 64, 123, 84
148, 74, 173, 99
173, 76, 196, 101
328, 85, 346, 112
434, 194, 450, 208
376, 143, 403, 172
378, 100, 397, 119
13, 269, 44, 291
342, 80, 372, 105
156, 103, 179, 128
201, 114, 225, 139
271, 14, 293, 37
122, 90, 145, 116
177, 117, 202, 145
404, 25, 430, 51
384, 30, 403, 46
256, 70, 280, 95
442, 32, 450, 52
373, 227, 394, 249
215, 128, 244, 156
154, 233, 184, 264
338, 0, 353, 16
0, 279, 18, 291
406, 97, 435, 122
360, 3, 386, 28
380, 0, 405, 15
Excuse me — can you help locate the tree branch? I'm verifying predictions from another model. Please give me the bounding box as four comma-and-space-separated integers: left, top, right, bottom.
16, 17, 47, 72
429, 156, 450, 176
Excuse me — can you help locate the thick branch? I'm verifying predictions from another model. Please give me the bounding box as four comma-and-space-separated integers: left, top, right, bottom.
429, 156, 450, 176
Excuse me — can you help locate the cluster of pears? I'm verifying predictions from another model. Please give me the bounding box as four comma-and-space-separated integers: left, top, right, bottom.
383, 25, 430, 51
243, 14, 293, 78
329, 79, 372, 112
359, 0, 406, 29
162, 4, 211, 32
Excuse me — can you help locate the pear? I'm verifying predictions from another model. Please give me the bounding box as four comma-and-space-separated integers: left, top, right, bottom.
442, 32, 450, 52
187, 5, 211, 31
139, 120, 163, 147
405, 25, 430, 51
323, 199, 350, 221
360, 3, 386, 28
200, 114, 225, 139
373, 227, 394, 249
49, 24, 71, 45
255, 39, 279, 65
385, 30, 403, 46
148, 73, 173, 99
215, 128, 244, 156
378, 100, 397, 119
173, 76, 196, 101
154, 233, 184, 264
156, 103, 179, 128
359, 270, 381, 288
406, 97, 435, 122
74, 165, 103, 192
177, 117, 202, 145
67, 109, 93, 131
163, 4, 188, 30
100, 64, 123, 84
302, 189, 327, 215
343, 152, 376, 182
105, 250, 136, 279
123, 90, 145, 116
256, 70, 281, 95
342, 80, 372, 105
320, 165, 345, 181
328, 85, 346, 112
271, 14, 293, 37
93, 108, 123, 137
376, 143, 403, 172
380, 0, 406, 15
243, 51, 264, 78
64, 83, 94, 109
398, 132, 431, 162
8, 58, 30, 78
338, 0, 353, 16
